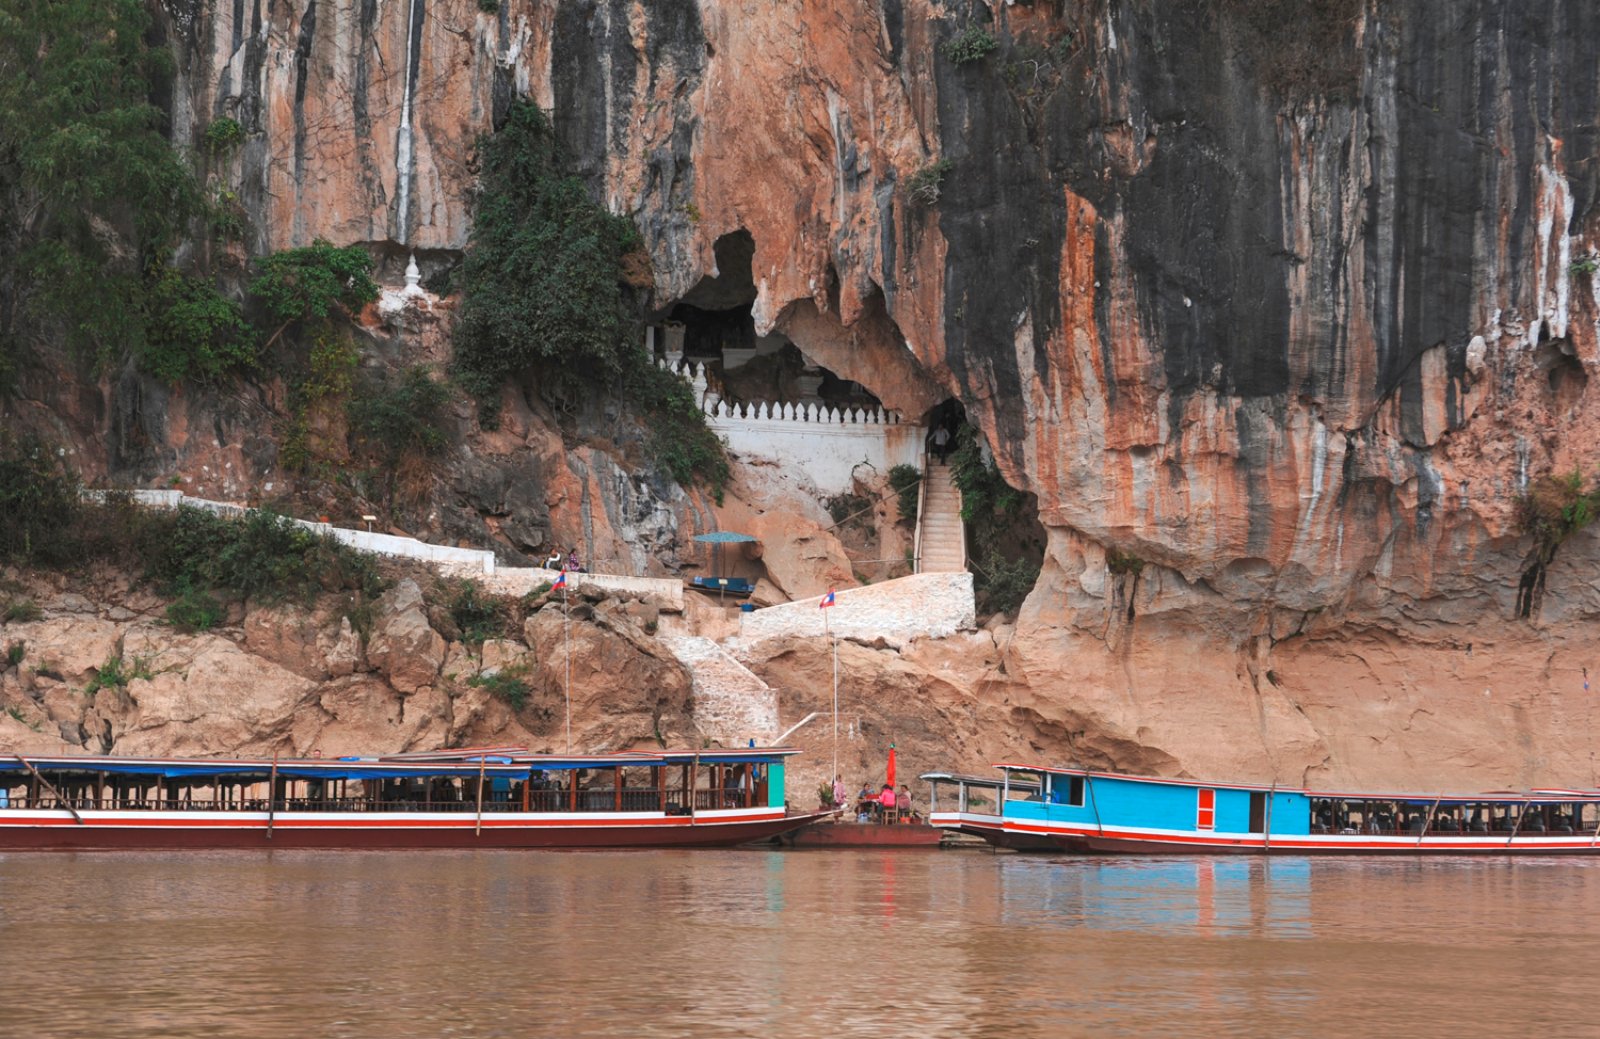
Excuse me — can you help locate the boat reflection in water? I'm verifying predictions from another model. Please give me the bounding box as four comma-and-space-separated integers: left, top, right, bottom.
998, 857, 1315, 939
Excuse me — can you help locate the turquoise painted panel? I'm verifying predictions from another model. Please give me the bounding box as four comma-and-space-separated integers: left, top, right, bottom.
1215, 788, 1253, 833
1272, 793, 1311, 835
768, 761, 785, 807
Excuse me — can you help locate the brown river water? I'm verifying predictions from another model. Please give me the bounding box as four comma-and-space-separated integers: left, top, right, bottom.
1, 849, 1596, 1039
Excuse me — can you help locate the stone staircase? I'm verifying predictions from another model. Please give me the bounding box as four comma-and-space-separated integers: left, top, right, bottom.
916, 461, 966, 574
658, 635, 778, 745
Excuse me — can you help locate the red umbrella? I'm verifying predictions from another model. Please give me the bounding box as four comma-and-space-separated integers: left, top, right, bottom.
886, 744, 896, 791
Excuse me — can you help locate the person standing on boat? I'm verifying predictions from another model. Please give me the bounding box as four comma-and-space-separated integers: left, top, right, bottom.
898, 784, 913, 822
832, 774, 848, 810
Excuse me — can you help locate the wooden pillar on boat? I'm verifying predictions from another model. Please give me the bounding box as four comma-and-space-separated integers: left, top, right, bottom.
744, 766, 753, 808
657, 767, 666, 812
521, 773, 530, 812
569, 769, 579, 813
266, 754, 279, 839
614, 767, 623, 812
689, 756, 699, 819
474, 757, 487, 836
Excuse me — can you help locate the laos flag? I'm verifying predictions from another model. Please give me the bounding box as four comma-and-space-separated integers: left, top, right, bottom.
554, 570, 567, 590
819, 589, 835, 608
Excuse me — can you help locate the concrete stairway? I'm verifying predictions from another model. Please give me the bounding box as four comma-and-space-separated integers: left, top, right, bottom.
916, 461, 966, 574
659, 634, 777, 745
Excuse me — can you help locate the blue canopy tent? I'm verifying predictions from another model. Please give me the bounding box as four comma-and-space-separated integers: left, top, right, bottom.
692, 531, 757, 597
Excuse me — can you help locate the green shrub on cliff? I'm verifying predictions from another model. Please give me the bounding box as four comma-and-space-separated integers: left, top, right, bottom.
0, 0, 200, 371
455, 103, 641, 403
456, 100, 728, 501
251, 240, 379, 345
941, 26, 998, 65
139, 262, 256, 384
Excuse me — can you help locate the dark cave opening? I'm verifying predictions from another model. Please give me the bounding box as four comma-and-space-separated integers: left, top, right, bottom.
650, 230, 886, 414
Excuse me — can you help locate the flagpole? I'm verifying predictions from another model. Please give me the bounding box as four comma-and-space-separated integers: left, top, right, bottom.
828, 603, 838, 781
563, 574, 572, 755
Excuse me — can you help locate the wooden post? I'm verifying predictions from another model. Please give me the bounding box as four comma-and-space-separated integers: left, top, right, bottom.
614, 766, 623, 812
474, 757, 487, 836
1264, 782, 1276, 850
12, 755, 83, 825
1418, 797, 1441, 847
266, 754, 279, 839
1506, 798, 1533, 847
657, 767, 666, 813
569, 768, 578, 813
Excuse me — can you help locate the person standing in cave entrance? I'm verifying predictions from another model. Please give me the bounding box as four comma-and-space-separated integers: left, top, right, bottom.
931, 423, 952, 463
543, 548, 562, 571
566, 547, 586, 573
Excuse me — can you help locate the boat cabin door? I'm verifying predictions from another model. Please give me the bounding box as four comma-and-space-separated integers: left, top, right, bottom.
1248, 792, 1268, 833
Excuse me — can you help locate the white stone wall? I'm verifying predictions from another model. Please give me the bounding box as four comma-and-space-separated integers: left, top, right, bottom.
731, 572, 975, 652
708, 408, 926, 496
666, 360, 927, 495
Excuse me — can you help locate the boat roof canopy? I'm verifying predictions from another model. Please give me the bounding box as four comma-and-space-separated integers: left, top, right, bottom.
919, 770, 1040, 792
1, 746, 803, 782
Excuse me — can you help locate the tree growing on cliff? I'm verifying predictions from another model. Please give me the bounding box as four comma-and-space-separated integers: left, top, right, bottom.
455, 103, 641, 405
0, 0, 200, 377
455, 100, 728, 501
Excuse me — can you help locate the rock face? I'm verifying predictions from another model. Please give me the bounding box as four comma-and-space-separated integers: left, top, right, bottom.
7, 2, 1600, 789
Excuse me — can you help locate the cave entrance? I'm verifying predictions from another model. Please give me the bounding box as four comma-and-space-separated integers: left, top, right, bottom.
923, 398, 967, 464
649, 230, 886, 414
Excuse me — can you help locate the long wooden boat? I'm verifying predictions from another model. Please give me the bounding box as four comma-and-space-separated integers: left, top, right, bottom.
928, 763, 1600, 855
0, 747, 828, 850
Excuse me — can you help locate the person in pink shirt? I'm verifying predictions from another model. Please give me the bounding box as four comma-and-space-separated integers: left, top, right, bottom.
878, 783, 896, 819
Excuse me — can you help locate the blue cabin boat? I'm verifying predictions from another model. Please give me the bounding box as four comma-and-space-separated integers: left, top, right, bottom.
927, 764, 1600, 855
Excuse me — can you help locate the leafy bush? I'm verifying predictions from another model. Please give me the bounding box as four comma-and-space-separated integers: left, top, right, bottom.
455, 103, 643, 406
973, 545, 1039, 617
889, 464, 922, 524
447, 579, 505, 645
477, 0, 499, 10
625, 361, 730, 503
142, 506, 384, 606
941, 26, 998, 65
204, 118, 245, 153
251, 240, 379, 342
826, 492, 872, 529
1107, 549, 1146, 576
139, 261, 255, 383
1570, 257, 1598, 278
166, 581, 224, 632
0, 437, 84, 568
950, 424, 1025, 523
0, 0, 200, 367
85, 653, 153, 695
468, 667, 530, 711
348, 366, 450, 461
5, 640, 24, 667
906, 159, 953, 206
2, 599, 42, 623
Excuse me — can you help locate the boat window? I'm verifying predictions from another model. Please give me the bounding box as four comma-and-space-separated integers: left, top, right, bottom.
1048, 775, 1085, 807
1004, 772, 1044, 802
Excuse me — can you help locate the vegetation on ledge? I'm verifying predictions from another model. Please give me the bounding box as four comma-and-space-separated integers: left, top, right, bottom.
455, 100, 727, 502
949, 424, 1042, 617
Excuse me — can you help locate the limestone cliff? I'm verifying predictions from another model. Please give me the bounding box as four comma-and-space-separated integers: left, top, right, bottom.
7, 0, 1600, 790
